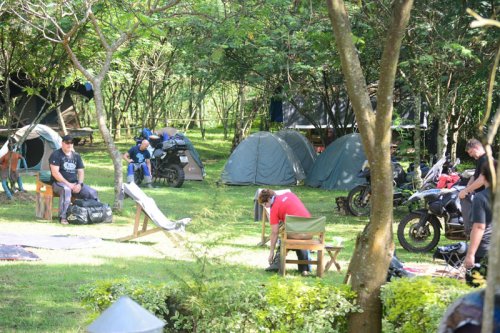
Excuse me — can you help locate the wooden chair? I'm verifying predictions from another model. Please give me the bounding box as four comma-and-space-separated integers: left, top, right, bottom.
118, 182, 190, 242
280, 215, 326, 278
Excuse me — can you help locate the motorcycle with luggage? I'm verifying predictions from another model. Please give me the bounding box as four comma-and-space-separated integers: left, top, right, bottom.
134, 135, 189, 188
346, 156, 456, 217
397, 185, 467, 253
396, 160, 473, 252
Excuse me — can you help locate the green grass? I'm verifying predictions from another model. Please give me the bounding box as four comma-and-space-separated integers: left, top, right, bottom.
0, 128, 446, 332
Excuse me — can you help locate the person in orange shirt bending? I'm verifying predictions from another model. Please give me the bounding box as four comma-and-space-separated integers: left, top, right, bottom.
0, 141, 26, 200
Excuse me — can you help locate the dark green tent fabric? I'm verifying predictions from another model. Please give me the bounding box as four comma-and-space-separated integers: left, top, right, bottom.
221, 131, 305, 185
305, 133, 366, 190
174, 133, 205, 177
276, 129, 316, 176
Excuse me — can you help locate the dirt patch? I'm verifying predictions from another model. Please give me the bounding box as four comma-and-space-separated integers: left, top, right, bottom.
404, 262, 465, 280
0, 190, 36, 204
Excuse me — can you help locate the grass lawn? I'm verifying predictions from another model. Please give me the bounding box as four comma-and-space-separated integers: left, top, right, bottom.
0, 129, 447, 332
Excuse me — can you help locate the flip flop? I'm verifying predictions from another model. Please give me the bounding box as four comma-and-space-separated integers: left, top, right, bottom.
60, 218, 69, 225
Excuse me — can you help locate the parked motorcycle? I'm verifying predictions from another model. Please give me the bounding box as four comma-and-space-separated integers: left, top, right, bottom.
134, 135, 189, 188
397, 186, 467, 253
346, 160, 421, 216
346, 156, 452, 217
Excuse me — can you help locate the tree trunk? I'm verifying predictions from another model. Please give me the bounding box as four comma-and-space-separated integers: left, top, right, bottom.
413, 93, 422, 188
231, 80, 245, 152
436, 107, 449, 159
55, 90, 68, 135
92, 83, 124, 211
326, 1, 414, 331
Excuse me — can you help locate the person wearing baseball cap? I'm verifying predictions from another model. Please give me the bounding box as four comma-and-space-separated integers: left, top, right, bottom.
49, 134, 99, 224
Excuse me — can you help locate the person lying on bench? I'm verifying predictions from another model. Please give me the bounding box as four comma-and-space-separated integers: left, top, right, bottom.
49, 134, 99, 225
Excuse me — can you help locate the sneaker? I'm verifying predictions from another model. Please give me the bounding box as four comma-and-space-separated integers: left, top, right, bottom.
301, 271, 310, 277
60, 218, 69, 225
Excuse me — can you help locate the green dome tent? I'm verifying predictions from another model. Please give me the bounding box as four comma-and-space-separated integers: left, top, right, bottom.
221, 131, 305, 185
276, 129, 316, 176
305, 133, 366, 190
0, 124, 62, 172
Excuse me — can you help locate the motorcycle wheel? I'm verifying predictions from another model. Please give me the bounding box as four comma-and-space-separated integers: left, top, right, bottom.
397, 212, 441, 252
166, 164, 185, 188
347, 185, 370, 216
134, 167, 144, 185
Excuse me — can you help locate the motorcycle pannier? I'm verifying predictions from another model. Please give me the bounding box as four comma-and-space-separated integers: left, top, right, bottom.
428, 200, 444, 215
67, 199, 113, 225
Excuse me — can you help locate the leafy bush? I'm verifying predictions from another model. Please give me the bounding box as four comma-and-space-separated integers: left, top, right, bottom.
79, 279, 172, 322
80, 276, 359, 332
381, 277, 472, 333
255, 276, 360, 333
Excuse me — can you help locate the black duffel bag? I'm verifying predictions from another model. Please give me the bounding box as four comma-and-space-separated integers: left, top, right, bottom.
67, 199, 113, 225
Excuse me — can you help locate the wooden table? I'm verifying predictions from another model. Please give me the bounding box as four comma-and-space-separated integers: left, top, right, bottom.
324, 245, 343, 273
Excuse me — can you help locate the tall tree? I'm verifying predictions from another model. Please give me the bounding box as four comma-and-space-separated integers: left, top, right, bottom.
326, 1, 414, 332
11, 0, 180, 210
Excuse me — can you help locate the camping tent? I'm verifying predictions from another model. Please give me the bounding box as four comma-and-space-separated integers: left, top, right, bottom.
0, 125, 62, 171
221, 131, 305, 185
276, 129, 316, 176
148, 127, 205, 181
305, 133, 366, 190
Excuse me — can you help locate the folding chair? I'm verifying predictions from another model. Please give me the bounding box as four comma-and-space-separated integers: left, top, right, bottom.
280, 215, 326, 278
118, 182, 191, 242
433, 242, 467, 279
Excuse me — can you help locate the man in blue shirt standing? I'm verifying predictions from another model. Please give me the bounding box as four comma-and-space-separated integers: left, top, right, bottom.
123, 139, 153, 187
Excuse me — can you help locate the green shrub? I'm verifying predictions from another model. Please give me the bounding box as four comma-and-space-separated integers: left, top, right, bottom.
255, 276, 360, 333
80, 276, 359, 333
79, 279, 172, 322
381, 277, 472, 333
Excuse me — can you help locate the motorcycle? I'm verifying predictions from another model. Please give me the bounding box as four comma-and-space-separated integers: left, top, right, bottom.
397, 185, 467, 253
346, 160, 420, 216
134, 135, 189, 188
346, 156, 451, 217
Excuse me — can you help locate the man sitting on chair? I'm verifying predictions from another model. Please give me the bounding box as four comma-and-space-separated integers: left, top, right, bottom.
49, 134, 99, 225
123, 139, 153, 187
258, 189, 312, 276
